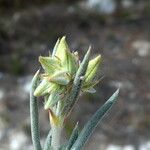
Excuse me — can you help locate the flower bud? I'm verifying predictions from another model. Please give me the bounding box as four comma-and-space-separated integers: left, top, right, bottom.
84, 55, 101, 83
66, 51, 78, 75
54, 36, 78, 75
55, 36, 68, 69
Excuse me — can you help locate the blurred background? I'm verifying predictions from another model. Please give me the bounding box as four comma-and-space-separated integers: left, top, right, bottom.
0, 0, 150, 150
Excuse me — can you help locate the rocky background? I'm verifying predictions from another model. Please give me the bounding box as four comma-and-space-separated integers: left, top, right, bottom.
0, 0, 150, 150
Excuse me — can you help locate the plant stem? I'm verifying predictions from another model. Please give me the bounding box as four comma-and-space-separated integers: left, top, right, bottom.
51, 125, 62, 150
30, 70, 42, 150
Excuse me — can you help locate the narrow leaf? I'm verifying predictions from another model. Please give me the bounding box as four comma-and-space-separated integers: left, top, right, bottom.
61, 47, 91, 116
49, 109, 61, 127
71, 89, 119, 150
65, 122, 79, 150
30, 70, 42, 150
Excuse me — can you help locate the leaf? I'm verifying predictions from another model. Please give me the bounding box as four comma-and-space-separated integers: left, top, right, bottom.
47, 71, 70, 85
52, 38, 60, 57
65, 122, 79, 150
70, 89, 119, 150
43, 131, 53, 150
82, 77, 103, 93
49, 109, 61, 127
44, 87, 64, 109
39, 56, 61, 74
61, 47, 91, 116
34, 79, 52, 96
30, 70, 42, 150
83, 87, 96, 93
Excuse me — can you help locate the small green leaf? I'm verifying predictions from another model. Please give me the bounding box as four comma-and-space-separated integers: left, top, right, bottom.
34, 79, 51, 96
83, 87, 96, 93
52, 38, 60, 57
44, 87, 64, 109
47, 71, 70, 85
39, 56, 61, 74
71, 89, 119, 150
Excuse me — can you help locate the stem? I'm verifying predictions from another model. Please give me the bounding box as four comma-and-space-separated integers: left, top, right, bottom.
51, 125, 62, 150
30, 70, 42, 150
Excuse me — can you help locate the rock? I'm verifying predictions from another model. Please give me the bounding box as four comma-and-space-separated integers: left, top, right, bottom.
132, 40, 150, 57
82, 0, 116, 14
8, 130, 28, 150
106, 144, 122, 150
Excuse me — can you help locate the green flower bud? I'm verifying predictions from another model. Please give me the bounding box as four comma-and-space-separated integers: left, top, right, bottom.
66, 51, 78, 76
84, 55, 101, 83
54, 36, 78, 75
55, 36, 68, 69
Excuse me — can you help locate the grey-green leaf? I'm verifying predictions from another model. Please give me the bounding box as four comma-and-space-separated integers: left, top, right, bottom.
70, 89, 119, 150
61, 47, 91, 116
65, 122, 79, 150
30, 70, 42, 150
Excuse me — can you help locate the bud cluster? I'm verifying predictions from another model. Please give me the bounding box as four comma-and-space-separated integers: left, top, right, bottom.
34, 37, 101, 126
